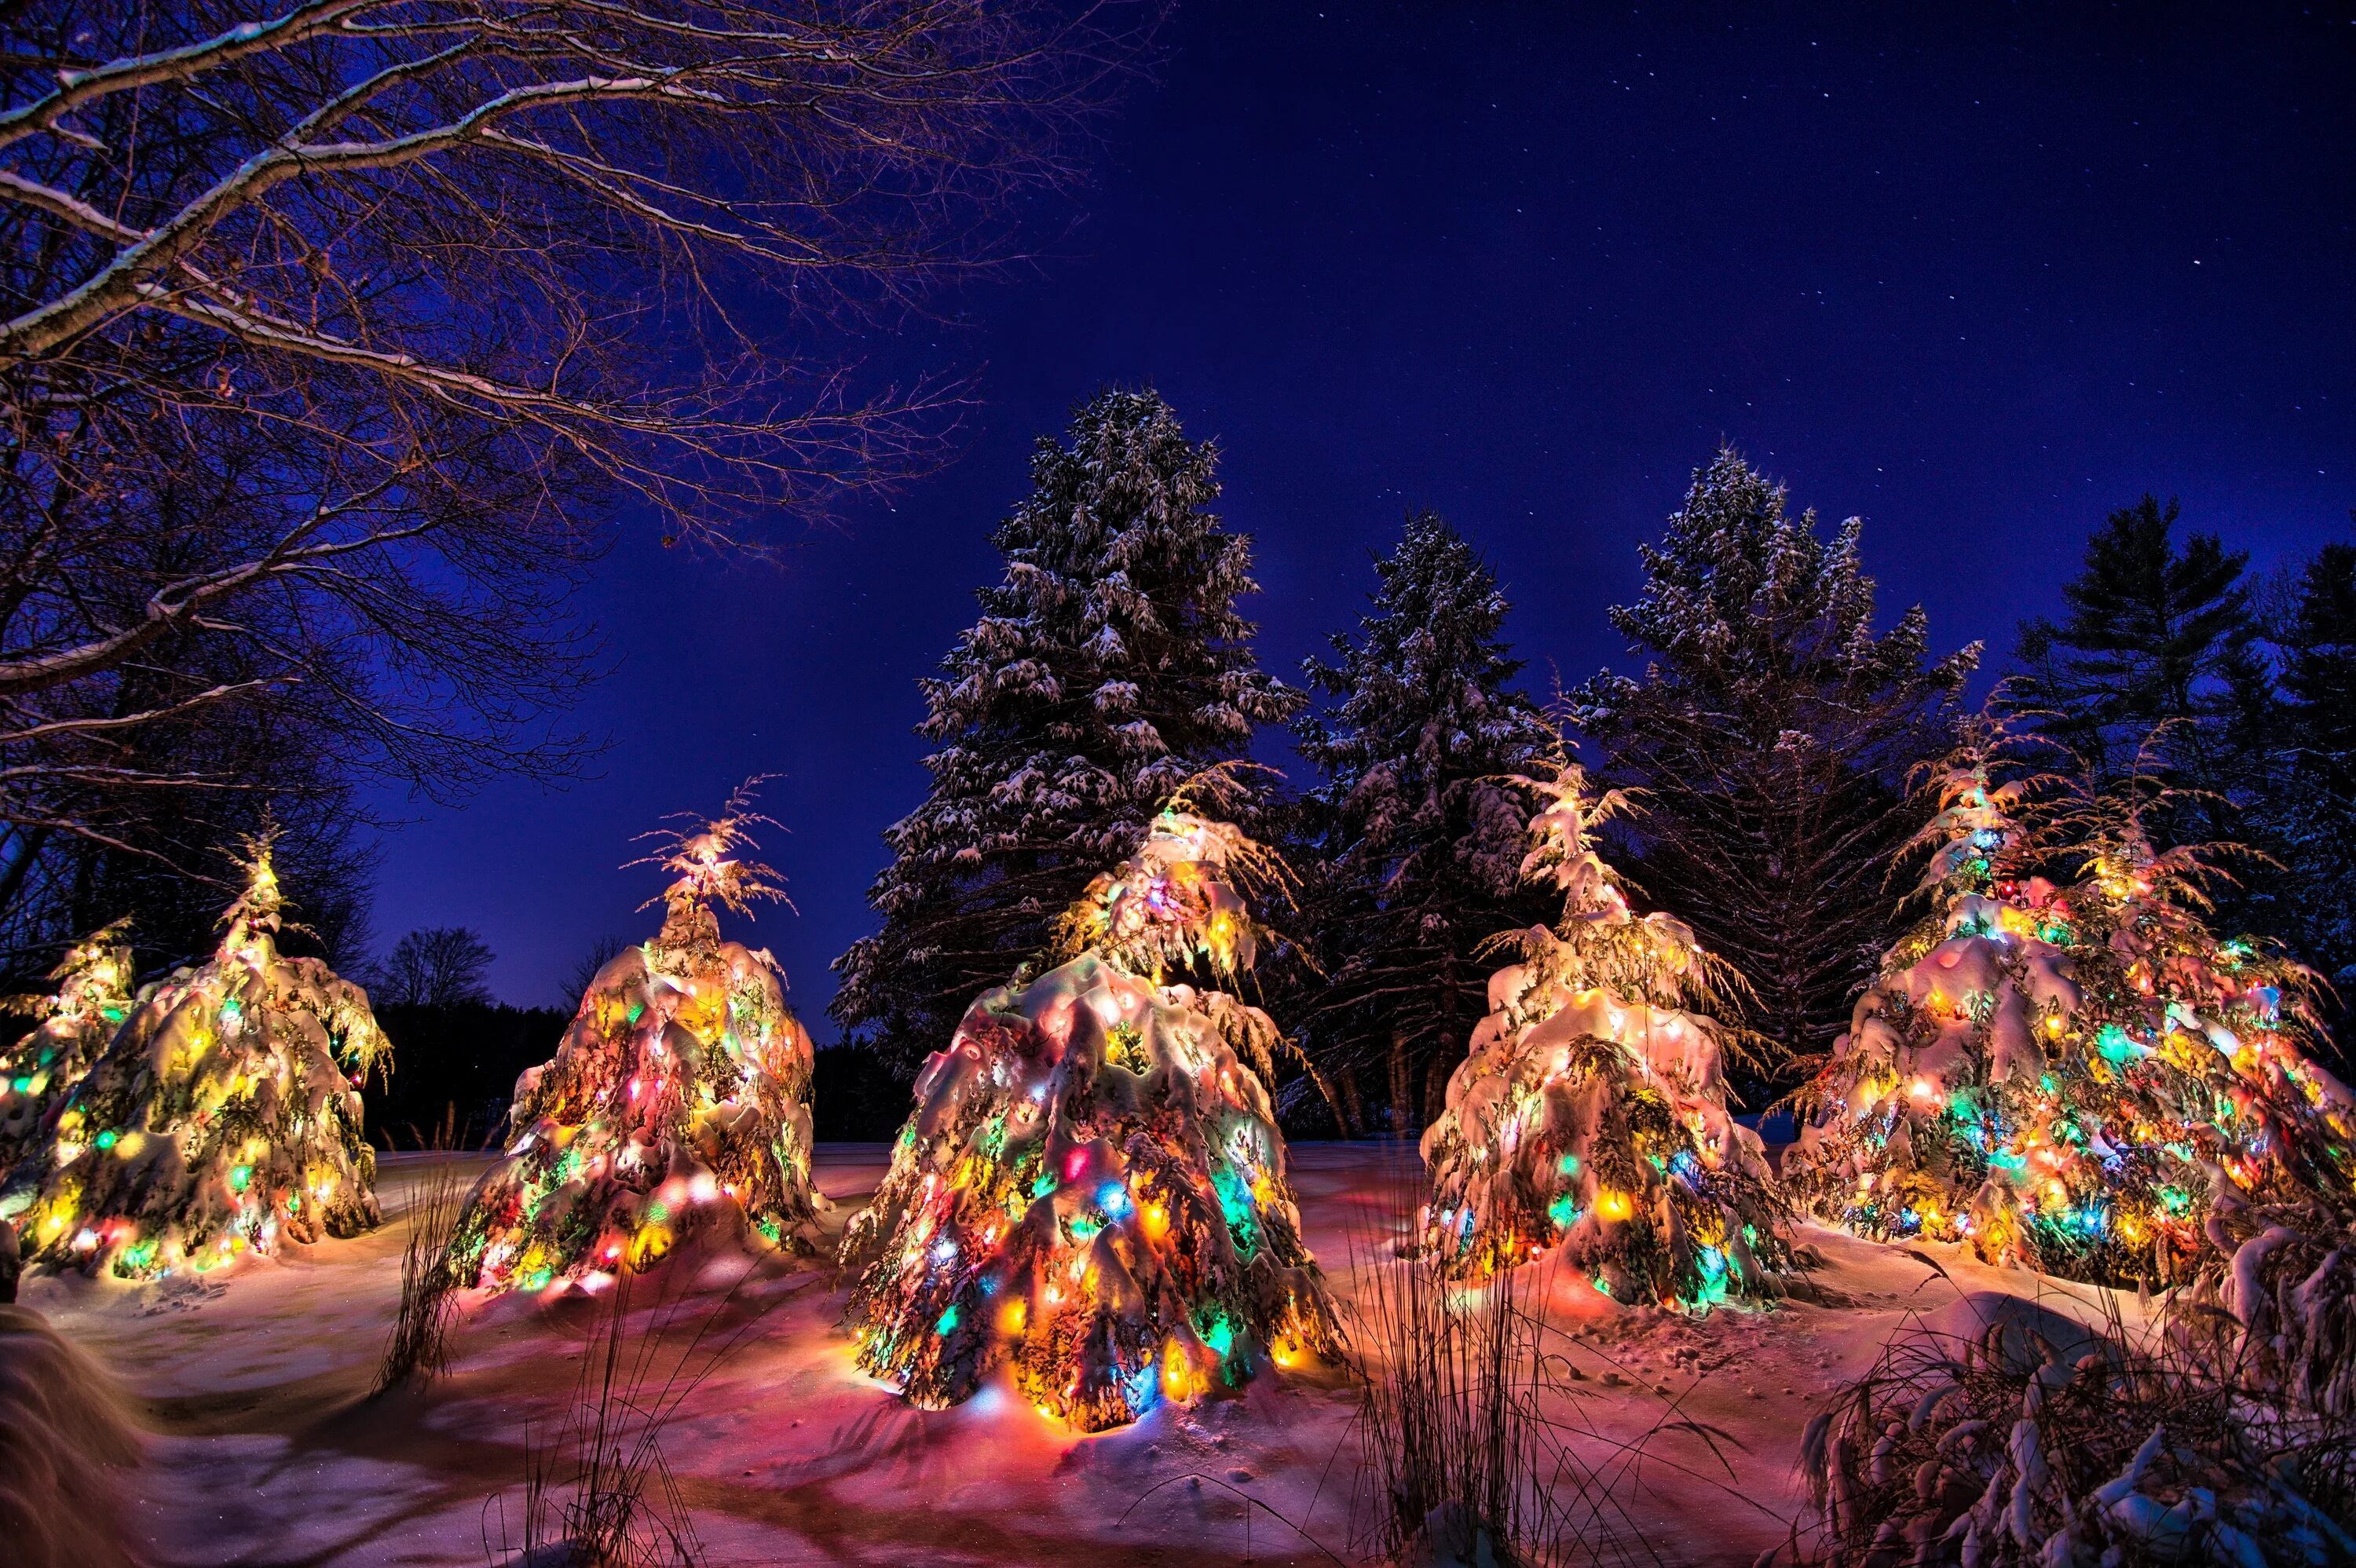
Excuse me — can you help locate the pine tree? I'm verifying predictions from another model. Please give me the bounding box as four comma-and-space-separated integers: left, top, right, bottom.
1418, 763, 1788, 1303
0, 920, 134, 1189
1290, 513, 1556, 1134
1571, 448, 1978, 1077
13, 841, 387, 1280
1786, 720, 2356, 1288
2005, 495, 2260, 823
833, 389, 1300, 1074
2255, 533, 2356, 1018
2281, 537, 2356, 748
448, 784, 825, 1291
843, 806, 1337, 1431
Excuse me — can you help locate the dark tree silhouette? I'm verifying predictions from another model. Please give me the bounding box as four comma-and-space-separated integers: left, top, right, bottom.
369, 927, 496, 1008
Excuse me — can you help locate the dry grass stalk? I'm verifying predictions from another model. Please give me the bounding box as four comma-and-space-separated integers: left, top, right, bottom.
1349, 1158, 1769, 1567
490, 1263, 772, 1568
374, 1160, 469, 1396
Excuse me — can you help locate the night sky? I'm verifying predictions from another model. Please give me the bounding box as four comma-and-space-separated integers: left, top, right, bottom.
367, 2, 2356, 1025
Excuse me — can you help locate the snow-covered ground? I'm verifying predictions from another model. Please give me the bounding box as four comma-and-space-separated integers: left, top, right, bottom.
24, 1144, 2144, 1566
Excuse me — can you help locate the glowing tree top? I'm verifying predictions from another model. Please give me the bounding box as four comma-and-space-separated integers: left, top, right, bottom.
448, 781, 824, 1293
13, 841, 388, 1279
1419, 762, 1787, 1303
1787, 722, 2356, 1285
844, 801, 1338, 1432
0, 919, 135, 1188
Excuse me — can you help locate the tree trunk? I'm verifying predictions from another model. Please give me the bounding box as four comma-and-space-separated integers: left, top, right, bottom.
1388, 1026, 1412, 1138
1427, 953, 1464, 1125
1422, 1048, 1456, 1129
0, 824, 53, 932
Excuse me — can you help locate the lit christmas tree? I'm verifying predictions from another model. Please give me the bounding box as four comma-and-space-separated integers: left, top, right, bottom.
1417, 762, 1787, 1305
1785, 723, 2356, 1286
0, 919, 134, 1190
448, 783, 824, 1292
843, 802, 1338, 1431
13, 842, 387, 1279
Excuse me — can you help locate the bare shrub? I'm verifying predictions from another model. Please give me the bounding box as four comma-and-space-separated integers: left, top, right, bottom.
1793, 1280, 2356, 1565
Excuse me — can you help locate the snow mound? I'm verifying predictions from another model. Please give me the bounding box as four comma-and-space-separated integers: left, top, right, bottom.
0, 1303, 144, 1568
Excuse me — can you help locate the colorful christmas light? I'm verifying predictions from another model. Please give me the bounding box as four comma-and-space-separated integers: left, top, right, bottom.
1785, 720, 2356, 1286
12, 841, 386, 1279
1418, 761, 1788, 1303
843, 806, 1339, 1431
0, 918, 134, 1193
448, 784, 825, 1292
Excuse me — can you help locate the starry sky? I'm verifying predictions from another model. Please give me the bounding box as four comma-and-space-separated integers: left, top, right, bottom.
366, 2, 2356, 1023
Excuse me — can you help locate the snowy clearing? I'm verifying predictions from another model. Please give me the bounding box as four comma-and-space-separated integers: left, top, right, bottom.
25, 1145, 2147, 1568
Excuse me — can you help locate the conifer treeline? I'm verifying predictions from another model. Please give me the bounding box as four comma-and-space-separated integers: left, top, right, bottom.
836, 386, 2356, 1131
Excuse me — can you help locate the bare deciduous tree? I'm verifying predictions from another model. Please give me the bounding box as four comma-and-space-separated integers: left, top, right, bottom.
0, 0, 1133, 930
369, 923, 495, 1007
558, 930, 627, 1007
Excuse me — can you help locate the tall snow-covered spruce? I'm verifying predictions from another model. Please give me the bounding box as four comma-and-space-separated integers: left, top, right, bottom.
13, 843, 386, 1279
832, 389, 1300, 1075
448, 784, 824, 1292
1784, 720, 2356, 1288
1291, 512, 1555, 1133
843, 803, 1337, 1433
1419, 763, 1787, 1304
1572, 448, 1977, 1077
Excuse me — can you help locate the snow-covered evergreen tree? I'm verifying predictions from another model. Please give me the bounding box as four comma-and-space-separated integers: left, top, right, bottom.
448, 784, 824, 1292
0, 921, 134, 1189
843, 804, 1337, 1431
1290, 512, 1554, 1133
1786, 721, 2356, 1288
833, 389, 1300, 1074
13, 842, 387, 1279
1418, 762, 1787, 1303
1571, 448, 1978, 1077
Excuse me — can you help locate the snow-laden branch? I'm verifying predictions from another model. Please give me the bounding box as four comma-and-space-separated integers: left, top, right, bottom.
0, 0, 375, 152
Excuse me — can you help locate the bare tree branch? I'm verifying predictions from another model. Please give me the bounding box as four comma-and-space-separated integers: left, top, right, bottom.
0, 0, 1147, 947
